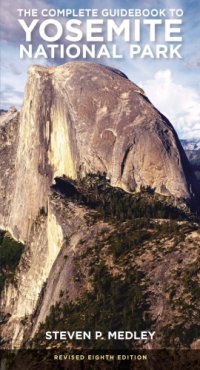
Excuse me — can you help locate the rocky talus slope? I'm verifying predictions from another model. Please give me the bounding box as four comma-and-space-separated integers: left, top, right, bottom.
0, 62, 199, 351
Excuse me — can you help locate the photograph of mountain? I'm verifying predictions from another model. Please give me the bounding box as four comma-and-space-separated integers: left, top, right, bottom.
0, 1, 200, 369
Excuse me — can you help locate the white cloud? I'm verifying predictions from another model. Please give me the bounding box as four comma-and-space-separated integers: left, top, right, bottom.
0, 0, 50, 43
139, 69, 200, 139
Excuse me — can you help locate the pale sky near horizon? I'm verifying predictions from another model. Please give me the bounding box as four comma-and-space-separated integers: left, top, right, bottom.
0, 0, 200, 139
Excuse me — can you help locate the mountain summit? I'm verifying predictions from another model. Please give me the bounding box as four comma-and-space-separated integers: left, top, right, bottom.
22, 62, 199, 194
0, 62, 199, 242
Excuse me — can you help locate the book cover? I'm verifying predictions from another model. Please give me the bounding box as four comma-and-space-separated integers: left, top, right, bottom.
0, 1, 200, 369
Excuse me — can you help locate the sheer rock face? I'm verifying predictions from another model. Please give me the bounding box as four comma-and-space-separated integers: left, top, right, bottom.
0, 62, 199, 349
0, 62, 198, 241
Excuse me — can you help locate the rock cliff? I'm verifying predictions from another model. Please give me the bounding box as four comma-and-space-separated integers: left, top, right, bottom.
1, 62, 198, 241
0, 62, 199, 350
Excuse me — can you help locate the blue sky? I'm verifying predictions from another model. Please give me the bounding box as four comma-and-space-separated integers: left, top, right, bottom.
0, 0, 200, 139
